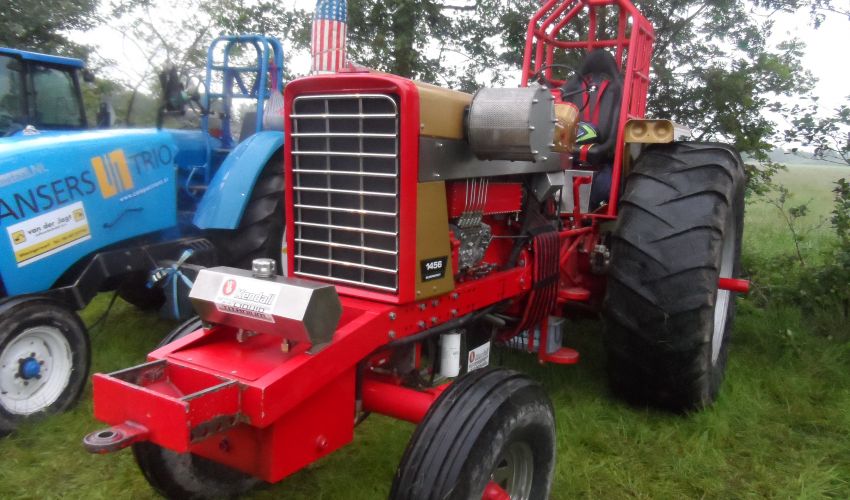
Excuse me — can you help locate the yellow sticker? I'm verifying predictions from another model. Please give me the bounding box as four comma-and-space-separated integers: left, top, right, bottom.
6, 201, 91, 266
90, 149, 134, 199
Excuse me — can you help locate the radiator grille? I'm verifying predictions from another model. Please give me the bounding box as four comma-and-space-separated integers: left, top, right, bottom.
291, 94, 400, 292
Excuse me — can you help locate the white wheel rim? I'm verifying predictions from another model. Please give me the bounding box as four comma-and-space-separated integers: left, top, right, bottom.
490, 441, 535, 500
0, 326, 73, 415
712, 213, 737, 365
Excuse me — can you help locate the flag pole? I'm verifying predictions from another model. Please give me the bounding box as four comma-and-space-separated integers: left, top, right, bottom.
311, 0, 348, 73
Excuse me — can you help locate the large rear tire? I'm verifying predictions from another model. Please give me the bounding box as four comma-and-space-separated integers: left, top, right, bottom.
131, 316, 259, 499
0, 299, 89, 435
214, 155, 285, 271
603, 142, 745, 412
390, 368, 556, 500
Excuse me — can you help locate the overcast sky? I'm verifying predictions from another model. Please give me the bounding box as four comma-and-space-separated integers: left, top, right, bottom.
769, 12, 847, 110
72, 1, 848, 110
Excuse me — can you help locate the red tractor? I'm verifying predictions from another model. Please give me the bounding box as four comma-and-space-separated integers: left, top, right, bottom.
83, 0, 749, 498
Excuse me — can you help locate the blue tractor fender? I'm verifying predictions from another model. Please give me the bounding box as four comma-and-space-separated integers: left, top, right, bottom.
193, 131, 283, 230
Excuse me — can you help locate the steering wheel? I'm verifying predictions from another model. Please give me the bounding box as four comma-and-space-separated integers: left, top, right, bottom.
530, 64, 577, 90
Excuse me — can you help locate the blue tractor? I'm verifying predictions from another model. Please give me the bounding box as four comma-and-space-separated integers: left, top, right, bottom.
0, 35, 286, 433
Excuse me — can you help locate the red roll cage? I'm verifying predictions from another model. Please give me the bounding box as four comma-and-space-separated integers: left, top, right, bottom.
521, 0, 655, 216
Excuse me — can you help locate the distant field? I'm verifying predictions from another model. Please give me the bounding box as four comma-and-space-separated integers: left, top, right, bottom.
744, 163, 848, 264
0, 164, 848, 499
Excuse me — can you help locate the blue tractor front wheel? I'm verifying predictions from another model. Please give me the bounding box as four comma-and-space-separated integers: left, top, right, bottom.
0, 299, 89, 435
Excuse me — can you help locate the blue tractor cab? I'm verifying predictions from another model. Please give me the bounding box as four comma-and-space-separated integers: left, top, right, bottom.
0, 35, 287, 433
0, 48, 88, 136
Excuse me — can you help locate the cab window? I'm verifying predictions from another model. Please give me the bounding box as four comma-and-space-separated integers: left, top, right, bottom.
30, 63, 84, 128
0, 55, 25, 134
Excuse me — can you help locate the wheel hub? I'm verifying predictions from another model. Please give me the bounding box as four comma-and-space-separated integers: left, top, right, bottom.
0, 326, 72, 415
18, 356, 42, 380
490, 441, 534, 500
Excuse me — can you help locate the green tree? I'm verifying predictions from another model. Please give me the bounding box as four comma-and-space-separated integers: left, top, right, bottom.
202, 0, 313, 81
785, 98, 850, 165
0, 0, 99, 58
346, 0, 515, 90
636, 1, 814, 192
99, 0, 313, 124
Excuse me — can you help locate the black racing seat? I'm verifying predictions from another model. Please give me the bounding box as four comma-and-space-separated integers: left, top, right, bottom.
561, 50, 623, 165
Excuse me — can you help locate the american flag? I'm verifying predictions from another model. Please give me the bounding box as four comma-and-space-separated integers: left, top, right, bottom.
311, 0, 347, 73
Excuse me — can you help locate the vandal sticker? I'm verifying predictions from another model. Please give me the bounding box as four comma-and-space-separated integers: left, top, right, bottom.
6, 201, 91, 266
467, 341, 491, 372
213, 277, 280, 323
91, 149, 134, 199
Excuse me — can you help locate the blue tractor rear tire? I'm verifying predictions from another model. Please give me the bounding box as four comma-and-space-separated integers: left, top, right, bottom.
212, 156, 285, 271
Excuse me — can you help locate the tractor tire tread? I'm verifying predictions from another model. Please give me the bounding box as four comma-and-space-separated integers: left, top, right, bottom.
603, 141, 744, 412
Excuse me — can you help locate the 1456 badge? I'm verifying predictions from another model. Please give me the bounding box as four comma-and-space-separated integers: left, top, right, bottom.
420, 256, 448, 281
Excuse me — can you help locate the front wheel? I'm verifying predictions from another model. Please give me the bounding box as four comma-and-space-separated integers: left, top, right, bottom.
131, 316, 259, 499
603, 142, 745, 412
390, 368, 556, 500
132, 441, 259, 500
0, 299, 89, 434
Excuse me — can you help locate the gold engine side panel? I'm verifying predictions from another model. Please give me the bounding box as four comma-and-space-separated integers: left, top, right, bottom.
415, 181, 455, 299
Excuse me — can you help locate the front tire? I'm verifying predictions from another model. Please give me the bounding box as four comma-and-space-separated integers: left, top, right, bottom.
0, 299, 89, 434
390, 368, 556, 500
131, 316, 259, 499
132, 441, 259, 500
603, 142, 745, 412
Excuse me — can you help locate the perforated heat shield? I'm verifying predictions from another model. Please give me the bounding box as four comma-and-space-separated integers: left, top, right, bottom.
467, 86, 556, 162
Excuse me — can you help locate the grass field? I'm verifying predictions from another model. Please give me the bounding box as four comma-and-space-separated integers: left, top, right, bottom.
0, 165, 848, 499
744, 163, 847, 265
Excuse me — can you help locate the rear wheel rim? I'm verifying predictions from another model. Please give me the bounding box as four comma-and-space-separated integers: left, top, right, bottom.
712, 213, 737, 364
0, 326, 72, 415
490, 441, 534, 500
